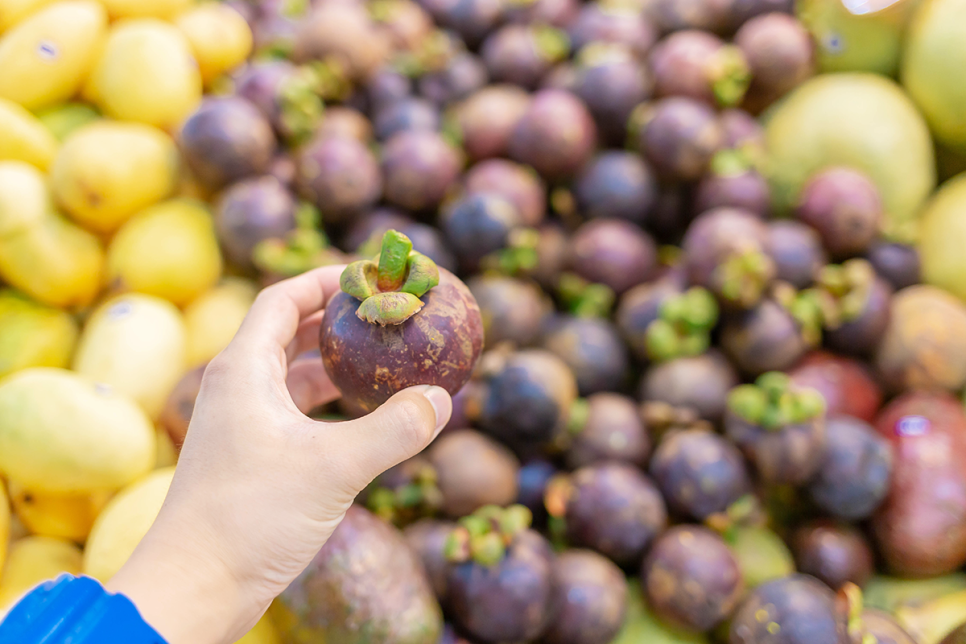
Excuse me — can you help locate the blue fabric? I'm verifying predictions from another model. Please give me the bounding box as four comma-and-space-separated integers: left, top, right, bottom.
0, 573, 167, 643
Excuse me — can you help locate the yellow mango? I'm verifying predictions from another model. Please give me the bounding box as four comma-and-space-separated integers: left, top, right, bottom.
98, 0, 192, 20
35, 101, 100, 142
237, 613, 282, 644
0, 536, 83, 611
0, 160, 51, 237
107, 199, 223, 307
154, 426, 178, 469
0, 289, 78, 379
84, 19, 201, 131
184, 278, 257, 367
176, 3, 252, 86
0, 481, 9, 572
0, 1, 107, 111
0, 97, 57, 170
8, 482, 110, 543
0, 368, 156, 494
73, 293, 186, 419
83, 467, 175, 582
0, 0, 59, 33
52, 121, 179, 234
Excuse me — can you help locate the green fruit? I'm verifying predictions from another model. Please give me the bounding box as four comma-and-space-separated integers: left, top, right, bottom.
902, 0, 966, 152
763, 73, 935, 242
36, 102, 100, 142
729, 526, 795, 589
920, 174, 966, 300
865, 574, 966, 613
612, 582, 708, 644
0, 289, 77, 379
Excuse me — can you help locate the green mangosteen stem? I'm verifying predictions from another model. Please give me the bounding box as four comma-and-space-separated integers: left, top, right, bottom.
482, 228, 540, 277
444, 505, 533, 567
558, 273, 615, 319
645, 287, 719, 362
253, 207, 342, 278
533, 25, 570, 64
727, 372, 826, 430
566, 398, 591, 435
710, 45, 752, 108
816, 259, 876, 324
278, 70, 324, 145
340, 230, 440, 326
716, 248, 775, 308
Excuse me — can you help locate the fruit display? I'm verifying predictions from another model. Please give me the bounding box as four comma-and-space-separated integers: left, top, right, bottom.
5, 0, 966, 643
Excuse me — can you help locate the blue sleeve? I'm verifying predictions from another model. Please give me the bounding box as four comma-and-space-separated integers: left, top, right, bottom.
0, 573, 168, 643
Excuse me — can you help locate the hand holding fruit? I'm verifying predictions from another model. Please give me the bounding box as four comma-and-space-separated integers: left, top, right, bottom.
105, 265, 453, 644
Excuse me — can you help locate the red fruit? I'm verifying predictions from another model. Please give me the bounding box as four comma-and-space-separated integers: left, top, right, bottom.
788, 351, 882, 423
872, 392, 966, 576
796, 167, 883, 259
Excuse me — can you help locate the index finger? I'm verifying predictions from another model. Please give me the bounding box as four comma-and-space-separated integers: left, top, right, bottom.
231, 265, 346, 355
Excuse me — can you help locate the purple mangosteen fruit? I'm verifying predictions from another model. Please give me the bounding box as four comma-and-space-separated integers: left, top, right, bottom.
796, 167, 883, 259
719, 296, 811, 375
791, 521, 874, 591
649, 30, 751, 107
297, 134, 382, 225
765, 220, 827, 289
214, 175, 298, 271
468, 274, 550, 348
427, 428, 520, 518
574, 151, 657, 225
417, 52, 488, 107
728, 574, 849, 644
814, 259, 892, 356
572, 44, 653, 147
464, 159, 546, 228
865, 241, 921, 291
542, 316, 630, 395
639, 349, 740, 423
381, 130, 463, 212
456, 85, 531, 162
734, 13, 813, 113
567, 3, 657, 58
373, 97, 440, 141
566, 392, 650, 469
568, 219, 657, 295
634, 97, 723, 182
508, 89, 597, 182
542, 549, 628, 644
481, 24, 570, 90
234, 60, 324, 144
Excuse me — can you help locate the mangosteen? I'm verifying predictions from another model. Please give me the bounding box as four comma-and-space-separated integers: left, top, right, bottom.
427, 428, 520, 517
734, 13, 814, 113
642, 526, 744, 632
566, 393, 649, 469
468, 275, 549, 348
445, 505, 554, 643
475, 349, 578, 456
765, 220, 827, 289
508, 89, 597, 182
808, 415, 892, 521
366, 67, 414, 113
542, 316, 630, 395
542, 62, 577, 91
179, 97, 277, 191
214, 175, 298, 271
720, 297, 811, 375
728, 0, 794, 29
567, 3, 657, 57
574, 151, 657, 225
547, 461, 668, 568
796, 167, 883, 259
543, 550, 629, 644
297, 134, 382, 225
440, 193, 524, 274
464, 159, 546, 228
367, 455, 443, 525
814, 259, 892, 356
682, 207, 774, 309
251, 0, 300, 59
725, 372, 826, 485
649, 30, 751, 108
517, 458, 558, 522
381, 130, 463, 212
481, 24, 570, 89
456, 85, 531, 162
633, 97, 723, 182
374, 97, 441, 140
405, 518, 457, 602
572, 44, 653, 147
725, 524, 795, 591
234, 60, 324, 144
650, 428, 751, 521
729, 575, 849, 644
615, 270, 688, 361
316, 106, 374, 143
531, 223, 571, 291
865, 241, 921, 291
504, 0, 578, 28
648, 0, 734, 34
318, 230, 483, 413
791, 521, 874, 591
159, 364, 206, 450
694, 161, 770, 218
349, 212, 458, 274
639, 286, 719, 364
371, 0, 434, 53
788, 351, 882, 422
718, 107, 765, 153
440, 0, 503, 47
568, 219, 657, 295
292, 3, 389, 83
639, 350, 740, 423
418, 52, 489, 107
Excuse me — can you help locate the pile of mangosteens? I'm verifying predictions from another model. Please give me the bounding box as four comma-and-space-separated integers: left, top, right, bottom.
162, 1, 966, 643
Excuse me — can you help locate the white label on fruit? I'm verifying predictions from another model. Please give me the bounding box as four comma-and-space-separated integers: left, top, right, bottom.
897, 415, 929, 437
36, 41, 58, 62
94, 383, 113, 397
108, 301, 133, 320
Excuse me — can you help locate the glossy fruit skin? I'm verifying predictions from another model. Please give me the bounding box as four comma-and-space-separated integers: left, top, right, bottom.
720, 299, 808, 376
481, 24, 566, 90
382, 130, 463, 212
418, 52, 488, 107
640, 351, 741, 423
650, 428, 751, 521
509, 89, 597, 182
403, 518, 455, 601
872, 392, 966, 576
791, 520, 874, 591
567, 393, 649, 469
567, 4, 656, 57
441, 193, 522, 273
874, 286, 966, 394
563, 462, 668, 568
825, 276, 892, 357
695, 169, 770, 218
865, 241, 920, 291
374, 97, 440, 141
427, 429, 519, 518
446, 529, 554, 643
569, 219, 657, 295
180, 97, 276, 191
764, 220, 826, 289
468, 275, 549, 348
796, 167, 883, 259
319, 268, 483, 413
464, 159, 546, 228
788, 352, 882, 423
457, 85, 531, 162
735, 13, 814, 112
297, 134, 382, 225
573, 53, 652, 147
807, 415, 892, 521
724, 408, 826, 486
636, 97, 723, 181
642, 526, 744, 632
214, 175, 297, 270
574, 152, 657, 225
728, 575, 849, 644
292, 4, 388, 82
542, 550, 628, 644
616, 270, 687, 361
543, 316, 629, 396
478, 349, 578, 456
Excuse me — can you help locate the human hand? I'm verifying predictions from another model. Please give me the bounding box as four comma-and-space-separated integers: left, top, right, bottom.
105, 265, 453, 644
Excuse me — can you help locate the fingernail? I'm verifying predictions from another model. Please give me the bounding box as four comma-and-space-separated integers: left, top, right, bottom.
420, 385, 451, 436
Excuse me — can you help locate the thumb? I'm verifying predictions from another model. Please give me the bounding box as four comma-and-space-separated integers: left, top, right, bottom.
327, 386, 452, 491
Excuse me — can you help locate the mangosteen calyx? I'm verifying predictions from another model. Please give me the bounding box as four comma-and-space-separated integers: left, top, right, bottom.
727, 371, 825, 431
253, 203, 343, 278
713, 246, 775, 308
367, 462, 443, 525
704, 494, 762, 543
341, 229, 441, 326
640, 401, 712, 442
444, 504, 534, 567
558, 272, 615, 318
481, 227, 541, 276
645, 286, 719, 362
709, 45, 751, 108
815, 259, 877, 328
772, 281, 827, 347
278, 69, 325, 145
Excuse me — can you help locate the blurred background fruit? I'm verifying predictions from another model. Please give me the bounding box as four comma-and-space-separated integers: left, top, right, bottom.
0, 536, 82, 611
0, 289, 77, 378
